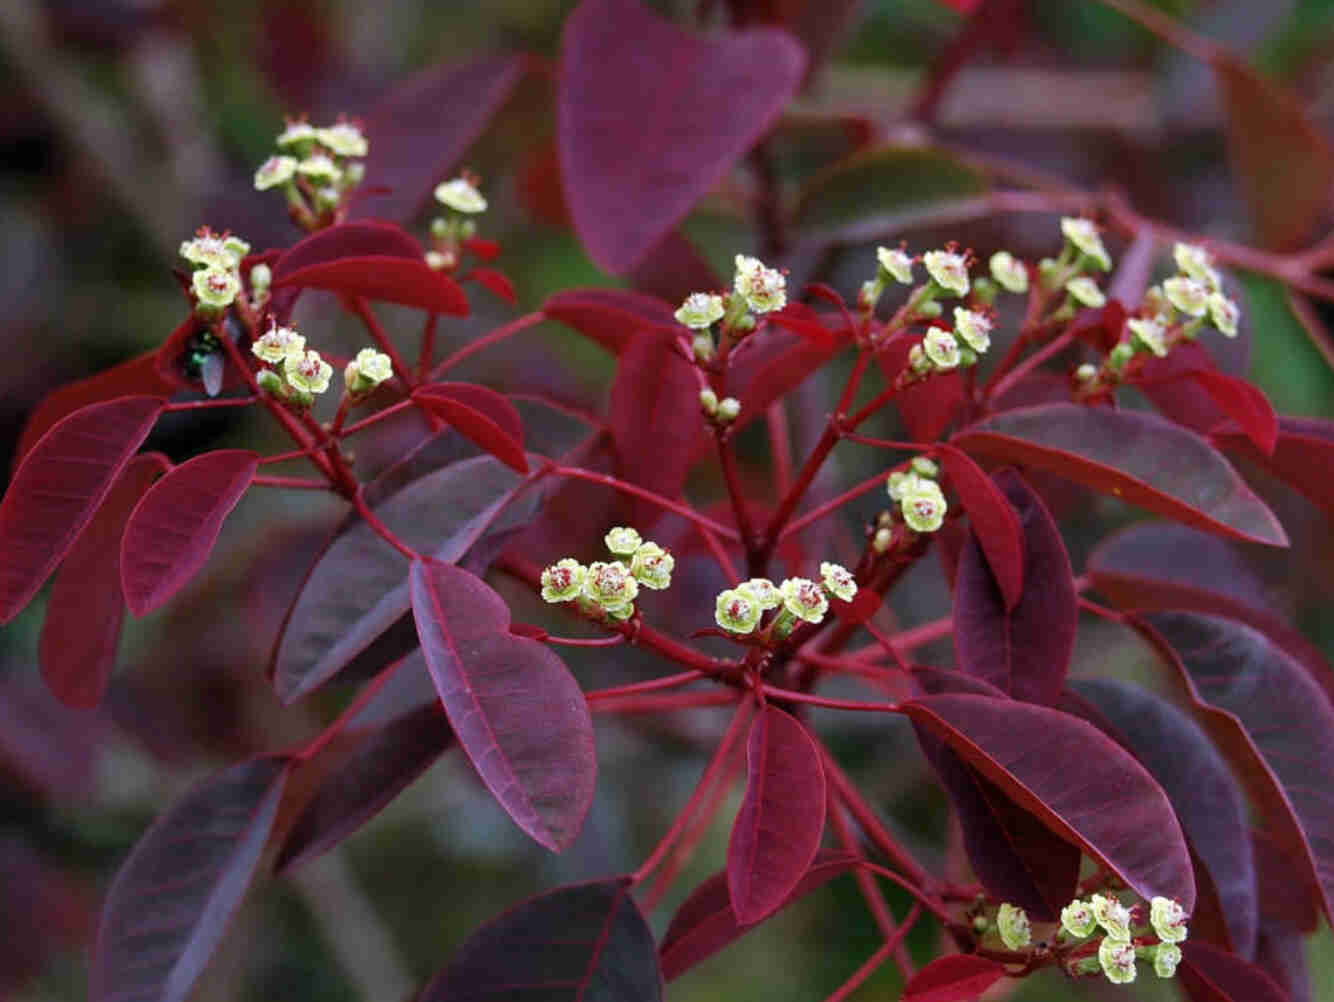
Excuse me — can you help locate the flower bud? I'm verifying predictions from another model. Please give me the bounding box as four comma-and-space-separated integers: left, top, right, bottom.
435, 177, 487, 213
1163, 276, 1209, 317
923, 249, 969, 298
716, 397, 741, 423
256, 369, 286, 397
342, 162, 365, 187
249, 263, 272, 294
733, 254, 786, 314
1152, 942, 1181, 978
915, 300, 942, 319
1061, 899, 1097, 938
676, 292, 725, 330
910, 456, 939, 479
1098, 936, 1137, 984
872, 526, 892, 553
1173, 242, 1221, 290
1128, 317, 1168, 357
1066, 276, 1106, 309
952, 307, 992, 353
252, 323, 305, 364
583, 560, 638, 615
1107, 341, 1135, 373
345, 348, 392, 394
1091, 894, 1132, 940
255, 155, 298, 191
887, 470, 920, 501
1149, 897, 1188, 944
430, 217, 450, 239
738, 578, 782, 610
877, 246, 914, 284
699, 387, 719, 415
692, 332, 715, 362
541, 559, 586, 602
923, 327, 961, 370
1074, 363, 1098, 383
604, 527, 643, 555
907, 344, 929, 374
285, 349, 333, 395
989, 250, 1029, 293
715, 588, 761, 634
780, 577, 829, 624
997, 903, 1031, 951
630, 542, 674, 590
425, 250, 453, 271
1061, 217, 1111, 271
820, 562, 857, 602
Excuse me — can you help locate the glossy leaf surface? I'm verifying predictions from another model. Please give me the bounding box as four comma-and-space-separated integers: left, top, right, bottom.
936, 444, 1023, 610
727, 706, 826, 924
542, 287, 678, 356
904, 693, 1195, 908
953, 471, 1074, 704
91, 756, 290, 1002
953, 403, 1288, 546
411, 557, 596, 851
420, 878, 661, 1001
558, 0, 805, 271
0, 395, 164, 624
901, 953, 1007, 1002
121, 450, 258, 616
1179, 940, 1290, 1002
414, 383, 527, 474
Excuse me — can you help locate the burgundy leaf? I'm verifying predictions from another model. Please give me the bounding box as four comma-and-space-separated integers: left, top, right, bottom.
878, 334, 964, 442
901, 953, 1008, 1002
1256, 927, 1312, 1002
729, 325, 851, 429
354, 54, 526, 222
953, 471, 1074, 705
274, 219, 421, 273
660, 850, 858, 981
410, 557, 596, 851
469, 267, 516, 305
542, 287, 679, 356
272, 255, 468, 316
952, 403, 1288, 546
936, 444, 1023, 610
121, 449, 259, 616
1179, 940, 1290, 1002
558, 0, 805, 272
765, 302, 835, 346
91, 756, 291, 1002
419, 878, 661, 1001
1073, 679, 1257, 957
1137, 345, 1278, 454
413, 383, 527, 473
1139, 612, 1334, 926
1214, 416, 1334, 517
0, 395, 164, 624
726, 705, 826, 924
624, 228, 724, 305
40, 454, 167, 708
904, 693, 1196, 908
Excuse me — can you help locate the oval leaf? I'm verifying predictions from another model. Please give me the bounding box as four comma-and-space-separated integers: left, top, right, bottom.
542, 287, 678, 356
274, 219, 422, 272
953, 470, 1075, 705
413, 383, 527, 473
469, 267, 516, 305
410, 557, 596, 851
727, 706, 826, 925
936, 444, 1023, 610
273, 255, 468, 316
0, 395, 164, 624
121, 450, 258, 616
1215, 416, 1334, 518
952, 403, 1288, 546
91, 756, 290, 1002
1136, 345, 1278, 454
902, 953, 1008, 1002
420, 878, 661, 1001
1180, 940, 1290, 1002
878, 334, 964, 442
904, 693, 1196, 909
558, 0, 805, 272
40, 454, 167, 708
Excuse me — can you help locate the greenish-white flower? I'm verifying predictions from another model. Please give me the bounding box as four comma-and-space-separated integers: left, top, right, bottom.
1173, 242, 1221, 290
345, 348, 393, 393
284, 349, 333, 395
819, 562, 857, 602
255, 155, 298, 191
716, 397, 741, 423
1163, 276, 1209, 317
923, 249, 969, 298
1098, 936, 1137, 984
733, 254, 787, 314
315, 122, 368, 157
699, 387, 719, 414
223, 236, 251, 263
877, 246, 914, 284
435, 177, 487, 214
1152, 943, 1181, 979
605, 527, 643, 555
923, 327, 961, 369
675, 292, 725, 329
1066, 276, 1106, 309
297, 154, 342, 184
997, 903, 1031, 951
1207, 292, 1239, 337
887, 470, 923, 501
738, 578, 782, 610
952, 307, 992, 353
252, 324, 306, 365
780, 577, 828, 624
1091, 894, 1132, 940
630, 542, 674, 590
1061, 899, 1097, 938
911, 456, 939, 479
583, 560, 638, 614
1149, 897, 1188, 944
180, 230, 237, 271
1128, 317, 1168, 357
1074, 362, 1098, 383
276, 119, 317, 150
1061, 217, 1111, 270
192, 267, 241, 310
989, 250, 1028, 293
715, 588, 761, 634
541, 559, 586, 602
900, 479, 947, 533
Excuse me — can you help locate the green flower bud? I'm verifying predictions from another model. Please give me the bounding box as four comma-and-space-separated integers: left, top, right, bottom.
605, 527, 643, 555
887, 470, 921, 501
1107, 341, 1135, 374
872, 526, 892, 553
256, 369, 286, 397
907, 344, 930, 375
692, 332, 715, 362
819, 562, 857, 602
430, 217, 450, 239
699, 387, 719, 414
541, 558, 586, 602
249, 263, 272, 293
1074, 363, 1098, 383
997, 903, 1031, 950
715, 588, 761, 634
910, 456, 939, 479
630, 542, 674, 590
716, 397, 741, 423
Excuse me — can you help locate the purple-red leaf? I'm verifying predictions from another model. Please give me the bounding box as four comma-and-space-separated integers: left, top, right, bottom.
1140, 612, 1334, 927
936, 444, 1023, 610
274, 220, 422, 273
1137, 345, 1278, 454
273, 256, 469, 316
0, 395, 164, 624
414, 383, 527, 473
410, 557, 596, 851
901, 953, 1008, 1002
40, 453, 166, 708
1214, 416, 1334, 517
419, 878, 661, 1001
542, 287, 679, 356
952, 403, 1288, 546
904, 693, 1196, 909
879, 334, 964, 442
726, 705, 825, 925
469, 267, 516, 305
765, 302, 835, 346
1179, 940, 1290, 1002
728, 325, 851, 429
558, 0, 805, 272
121, 449, 258, 616
660, 850, 857, 981
953, 471, 1074, 705
91, 756, 291, 1002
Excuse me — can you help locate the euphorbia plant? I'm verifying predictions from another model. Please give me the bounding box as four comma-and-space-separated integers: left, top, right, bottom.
5, 0, 1334, 1000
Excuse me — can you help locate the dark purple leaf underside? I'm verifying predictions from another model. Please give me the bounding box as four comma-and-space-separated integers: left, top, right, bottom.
413, 383, 528, 473
952, 403, 1288, 546
1256, 927, 1312, 1002
121, 449, 259, 616
1215, 416, 1334, 517
558, 0, 805, 272
1141, 612, 1334, 927
1179, 940, 1290, 1002
420, 878, 662, 1001
410, 557, 596, 851
0, 395, 164, 625
953, 471, 1074, 705
660, 850, 858, 981
1073, 679, 1257, 957
727, 705, 826, 924
91, 756, 291, 1002
936, 444, 1023, 610
904, 693, 1196, 909
541, 287, 679, 357
901, 953, 1008, 1002
41, 454, 166, 708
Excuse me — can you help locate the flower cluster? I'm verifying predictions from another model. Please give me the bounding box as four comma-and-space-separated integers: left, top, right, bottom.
714, 563, 856, 637
540, 528, 675, 621
887, 458, 948, 533
673, 254, 786, 360
255, 118, 368, 227
1156, 242, 1239, 338
1059, 892, 1188, 984
426, 174, 488, 272
1030, 218, 1113, 311
252, 322, 391, 407
180, 227, 251, 316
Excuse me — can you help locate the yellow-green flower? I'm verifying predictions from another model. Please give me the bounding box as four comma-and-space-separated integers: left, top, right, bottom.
715, 588, 761, 634
1149, 897, 1188, 944
819, 562, 857, 602
997, 903, 1031, 951
1061, 899, 1097, 939
285, 349, 333, 395
583, 560, 638, 614
733, 254, 786, 314
738, 578, 781, 610
953, 307, 992, 353
252, 324, 306, 365
315, 122, 368, 157
1128, 317, 1168, 357
923, 327, 961, 369
1061, 217, 1111, 270
675, 292, 725, 329
276, 119, 317, 150
630, 542, 674, 590
901, 479, 947, 533
298, 154, 342, 185
255, 155, 298, 191
877, 246, 914, 284
1091, 893, 1132, 940
1066, 276, 1106, 309
435, 177, 487, 214
541, 559, 586, 603
1173, 242, 1221, 290
604, 527, 643, 555
192, 267, 241, 310
989, 250, 1028, 293
1163, 276, 1208, 317
345, 348, 393, 393
1152, 943, 1181, 979
923, 249, 969, 298
1098, 936, 1137, 984
1207, 292, 1239, 337
780, 577, 828, 624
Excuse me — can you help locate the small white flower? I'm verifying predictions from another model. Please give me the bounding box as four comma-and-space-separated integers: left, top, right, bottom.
1066, 276, 1106, 309
1163, 276, 1209, 317
254, 155, 298, 191
675, 292, 725, 329
1207, 292, 1240, 337
1128, 317, 1168, 357
952, 307, 992, 353
630, 542, 674, 590
541, 559, 586, 602
1061, 217, 1111, 270
192, 267, 241, 309
435, 177, 487, 214
733, 254, 787, 314
738, 578, 782, 610
223, 236, 251, 264
872, 526, 892, 553
923, 249, 969, 298
901, 480, 947, 533
715, 588, 761, 633
425, 250, 452, 271
1091, 894, 1133, 940
315, 122, 368, 158
907, 343, 929, 374
252, 324, 306, 365
604, 527, 643, 555
716, 397, 741, 423
180, 230, 235, 271
583, 560, 638, 614
1061, 899, 1097, 938
1173, 242, 1221, 290
345, 348, 392, 393
285, 349, 333, 395
1149, 897, 1188, 944
298, 154, 342, 184
923, 327, 961, 369
877, 246, 914, 284
1153, 943, 1182, 979
997, 903, 1031, 951
276, 119, 317, 150
819, 562, 857, 602
989, 250, 1028, 293
887, 470, 922, 501
780, 577, 829, 624
1098, 936, 1137, 984
699, 387, 719, 414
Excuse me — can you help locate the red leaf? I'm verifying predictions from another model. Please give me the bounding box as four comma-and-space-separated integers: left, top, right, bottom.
0, 395, 164, 624
902, 954, 1007, 1002
728, 325, 852, 429
413, 383, 527, 473
274, 220, 421, 273
765, 302, 834, 346
558, 0, 806, 272
953, 471, 1074, 704
936, 444, 1023, 610
904, 693, 1196, 909
1137, 346, 1278, 454
878, 334, 964, 442
40, 454, 167, 708
1214, 416, 1334, 517
463, 236, 501, 261
410, 557, 596, 851
624, 228, 724, 305
120, 450, 257, 616
952, 403, 1288, 547
273, 256, 469, 316
727, 706, 826, 924
1179, 941, 1290, 1002
542, 287, 679, 356
469, 267, 516, 305
1190, 368, 1279, 455
661, 850, 857, 980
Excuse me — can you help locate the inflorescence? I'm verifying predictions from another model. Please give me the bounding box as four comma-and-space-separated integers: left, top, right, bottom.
540, 528, 676, 622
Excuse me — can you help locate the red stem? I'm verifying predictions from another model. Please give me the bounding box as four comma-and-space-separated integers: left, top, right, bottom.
162, 396, 257, 411
543, 633, 626, 648
761, 684, 901, 713
432, 312, 545, 378
351, 486, 419, 560
780, 469, 892, 540
828, 790, 911, 974
822, 748, 934, 890
550, 464, 741, 541
589, 690, 739, 715
986, 326, 1078, 403
417, 312, 439, 382
821, 907, 921, 1002
251, 475, 335, 491
585, 670, 707, 701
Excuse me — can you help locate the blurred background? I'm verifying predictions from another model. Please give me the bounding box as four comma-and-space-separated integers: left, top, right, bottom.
3, 0, 1334, 999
